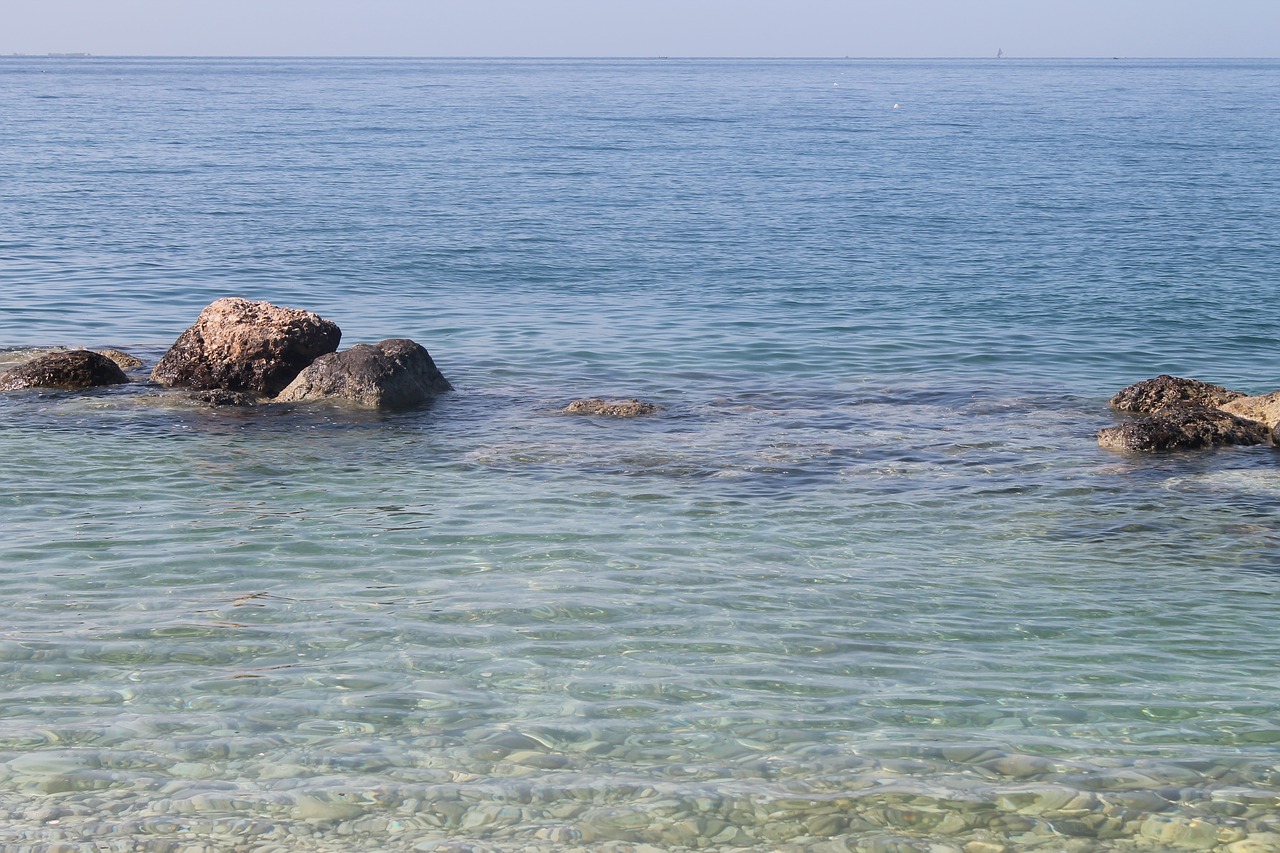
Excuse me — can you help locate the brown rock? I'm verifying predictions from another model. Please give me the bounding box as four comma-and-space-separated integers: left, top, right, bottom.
563, 398, 663, 417
1098, 403, 1271, 452
1219, 391, 1280, 430
150, 298, 340, 396
95, 349, 145, 370
275, 338, 451, 410
1108, 374, 1244, 414
0, 350, 128, 391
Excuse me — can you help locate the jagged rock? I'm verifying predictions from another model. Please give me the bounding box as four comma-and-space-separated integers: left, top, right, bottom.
274, 338, 451, 410
0, 350, 128, 391
1098, 403, 1271, 452
1109, 374, 1244, 414
563, 398, 663, 417
95, 349, 145, 370
1219, 391, 1280, 430
151, 298, 340, 396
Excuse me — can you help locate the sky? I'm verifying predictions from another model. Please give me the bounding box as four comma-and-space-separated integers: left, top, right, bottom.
5, 0, 1278, 58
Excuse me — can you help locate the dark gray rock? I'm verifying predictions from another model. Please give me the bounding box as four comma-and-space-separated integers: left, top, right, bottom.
1098, 403, 1271, 452
0, 350, 128, 391
151, 298, 341, 396
274, 338, 451, 410
1109, 374, 1245, 414
190, 389, 259, 407
563, 398, 663, 417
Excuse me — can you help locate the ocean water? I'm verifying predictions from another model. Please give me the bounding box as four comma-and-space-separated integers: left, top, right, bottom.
1, 56, 1280, 853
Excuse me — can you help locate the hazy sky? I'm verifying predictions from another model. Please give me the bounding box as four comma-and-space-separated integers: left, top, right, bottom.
7, 0, 1279, 58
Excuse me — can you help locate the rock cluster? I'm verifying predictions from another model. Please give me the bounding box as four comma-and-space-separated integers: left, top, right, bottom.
1099, 374, 1280, 452
0, 298, 455, 412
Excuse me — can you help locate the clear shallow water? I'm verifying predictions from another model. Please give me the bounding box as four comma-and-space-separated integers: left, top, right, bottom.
1, 57, 1280, 852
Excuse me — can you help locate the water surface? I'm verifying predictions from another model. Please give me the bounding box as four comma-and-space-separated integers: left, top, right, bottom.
1, 57, 1279, 852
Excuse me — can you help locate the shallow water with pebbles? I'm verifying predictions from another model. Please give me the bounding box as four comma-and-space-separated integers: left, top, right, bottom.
3, 57, 1280, 851
3, 369, 1280, 852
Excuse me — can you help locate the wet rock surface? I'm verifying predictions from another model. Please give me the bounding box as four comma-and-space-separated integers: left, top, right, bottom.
1219, 391, 1280, 430
274, 338, 451, 410
1098, 403, 1271, 452
0, 349, 129, 391
94, 349, 145, 371
150, 298, 341, 396
563, 398, 663, 417
1108, 374, 1245, 414
189, 389, 260, 407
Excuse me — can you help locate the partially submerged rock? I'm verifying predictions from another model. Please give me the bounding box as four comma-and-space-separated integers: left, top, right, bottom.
1108, 374, 1244, 414
190, 389, 259, 407
563, 398, 663, 417
151, 298, 341, 396
275, 338, 451, 410
95, 349, 145, 371
1098, 404, 1271, 452
0, 350, 128, 391
1219, 391, 1280, 431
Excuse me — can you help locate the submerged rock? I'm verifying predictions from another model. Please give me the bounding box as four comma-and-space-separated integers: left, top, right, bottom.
189, 389, 259, 407
563, 398, 663, 417
274, 338, 451, 410
1219, 391, 1280, 430
1109, 375, 1244, 414
151, 297, 341, 396
0, 350, 128, 391
1098, 403, 1271, 452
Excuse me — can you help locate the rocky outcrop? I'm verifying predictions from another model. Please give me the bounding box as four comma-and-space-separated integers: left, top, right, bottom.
1097, 403, 1271, 452
274, 339, 451, 410
0, 350, 128, 391
1219, 391, 1280, 431
1108, 374, 1245, 414
563, 398, 663, 417
151, 298, 341, 396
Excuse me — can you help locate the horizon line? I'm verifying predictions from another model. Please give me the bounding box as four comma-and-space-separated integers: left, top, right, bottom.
4, 53, 1277, 61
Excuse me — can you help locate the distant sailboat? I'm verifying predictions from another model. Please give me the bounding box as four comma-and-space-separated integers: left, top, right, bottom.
997, 48, 1005, 59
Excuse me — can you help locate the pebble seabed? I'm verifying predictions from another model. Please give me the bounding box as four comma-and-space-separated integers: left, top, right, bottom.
2, 746, 1279, 853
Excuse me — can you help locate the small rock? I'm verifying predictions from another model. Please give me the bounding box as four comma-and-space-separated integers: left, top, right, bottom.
563, 398, 663, 417
0, 349, 128, 391
504, 750, 569, 769
1139, 814, 1222, 849
94, 349, 145, 370
1109, 374, 1245, 414
292, 795, 364, 821
964, 841, 1007, 853
1098, 404, 1271, 452
189, 389, 259, 407
1227, 833, 1280, 853
804, 813, 846, 837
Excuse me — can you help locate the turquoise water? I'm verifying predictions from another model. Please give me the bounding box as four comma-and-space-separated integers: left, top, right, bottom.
2, 57, 1280, 852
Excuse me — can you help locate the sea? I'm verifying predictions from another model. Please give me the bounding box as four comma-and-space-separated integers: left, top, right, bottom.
1, 56, 1279, 853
